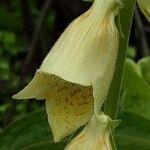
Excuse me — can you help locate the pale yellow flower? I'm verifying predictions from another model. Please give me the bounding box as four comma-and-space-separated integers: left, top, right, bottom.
65, 114, 114, 150
13, 0, 122, 142
137, 0, 150, 22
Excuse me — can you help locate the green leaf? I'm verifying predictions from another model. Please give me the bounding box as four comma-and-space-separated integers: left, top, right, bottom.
22, 141, 64, 150
138, 56, 150, 85
115, 112, 150, 150
122, 94, 150, 120
117, 59, 150, 149
0, 109, 52, 150
122, 59, 150, 120
122, 58, 150, 95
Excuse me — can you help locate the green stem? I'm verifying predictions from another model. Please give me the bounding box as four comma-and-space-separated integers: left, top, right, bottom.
104, 0, 136, 119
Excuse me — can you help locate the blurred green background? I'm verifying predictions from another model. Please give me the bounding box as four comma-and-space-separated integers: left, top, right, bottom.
0, 0, 150, 149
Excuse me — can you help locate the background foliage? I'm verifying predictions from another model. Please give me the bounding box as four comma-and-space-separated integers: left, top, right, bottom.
0, 0, 150, 149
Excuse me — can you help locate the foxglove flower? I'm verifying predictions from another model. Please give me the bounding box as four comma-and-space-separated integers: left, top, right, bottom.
13, 0, 122, 142
65, 114, 117, 150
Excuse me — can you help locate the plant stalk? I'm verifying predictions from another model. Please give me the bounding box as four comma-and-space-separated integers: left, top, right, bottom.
104, 0, 136, 119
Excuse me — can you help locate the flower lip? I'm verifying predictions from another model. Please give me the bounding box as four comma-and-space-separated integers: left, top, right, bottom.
13, 71, 94, 142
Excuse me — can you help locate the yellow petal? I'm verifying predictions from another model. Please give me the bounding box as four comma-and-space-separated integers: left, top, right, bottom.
65, 114, 113, 150
14, 73, 94, 142
138, 0, 150, 22
93, 57, 117, 115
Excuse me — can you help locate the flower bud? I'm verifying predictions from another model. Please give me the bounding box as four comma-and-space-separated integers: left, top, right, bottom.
13, 0, 122, 142
65, 115, 114, 150
138, 0, 150, 22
